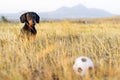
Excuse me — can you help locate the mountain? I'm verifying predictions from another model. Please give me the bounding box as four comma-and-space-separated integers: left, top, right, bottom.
39, 4, 114, 20
0, 4, 115, 21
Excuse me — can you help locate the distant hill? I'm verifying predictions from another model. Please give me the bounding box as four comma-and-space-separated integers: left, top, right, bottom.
0, 4, 115, 22
39, 4, 114, 20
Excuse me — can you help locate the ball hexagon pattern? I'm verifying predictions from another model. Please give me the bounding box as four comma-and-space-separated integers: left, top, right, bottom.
73, 56, 94, 76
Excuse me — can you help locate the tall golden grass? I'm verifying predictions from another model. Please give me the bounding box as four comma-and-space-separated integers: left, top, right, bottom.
0, 18, 120, 80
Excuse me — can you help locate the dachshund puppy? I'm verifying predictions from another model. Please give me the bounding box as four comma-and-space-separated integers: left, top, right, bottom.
20, 12, 40, 39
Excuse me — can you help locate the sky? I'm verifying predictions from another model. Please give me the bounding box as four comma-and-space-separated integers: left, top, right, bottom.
0, 0, 120, 15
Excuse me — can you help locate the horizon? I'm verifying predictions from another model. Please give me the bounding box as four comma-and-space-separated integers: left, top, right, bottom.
0, 0, 120, 15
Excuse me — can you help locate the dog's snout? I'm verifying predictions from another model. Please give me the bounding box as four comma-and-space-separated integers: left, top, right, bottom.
28, 19, 36, 27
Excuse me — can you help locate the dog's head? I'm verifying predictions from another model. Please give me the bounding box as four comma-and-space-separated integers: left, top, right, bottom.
20, 12, 40, 27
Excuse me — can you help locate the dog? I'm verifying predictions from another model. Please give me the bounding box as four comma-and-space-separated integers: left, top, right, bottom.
20, 12, 40, 40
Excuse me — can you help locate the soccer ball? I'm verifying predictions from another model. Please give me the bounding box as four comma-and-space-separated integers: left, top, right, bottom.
73, 56, 94, 76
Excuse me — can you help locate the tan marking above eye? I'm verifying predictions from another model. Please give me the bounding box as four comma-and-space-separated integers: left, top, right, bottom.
81, 58, 87, 62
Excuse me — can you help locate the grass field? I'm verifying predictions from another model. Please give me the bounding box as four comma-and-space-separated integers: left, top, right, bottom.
0, 17, 120, 80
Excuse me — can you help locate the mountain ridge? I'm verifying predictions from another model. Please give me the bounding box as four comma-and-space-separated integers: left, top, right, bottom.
39, 4, 114, 20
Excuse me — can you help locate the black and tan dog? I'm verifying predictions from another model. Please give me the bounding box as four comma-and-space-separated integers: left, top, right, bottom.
20, 12, 40, 39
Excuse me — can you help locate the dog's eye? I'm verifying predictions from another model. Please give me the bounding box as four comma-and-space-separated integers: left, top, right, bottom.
32, 14, 36, 18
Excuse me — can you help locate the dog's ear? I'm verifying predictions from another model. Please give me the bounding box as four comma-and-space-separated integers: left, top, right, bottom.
33, 12, 40, 23
20, 13, 27, 23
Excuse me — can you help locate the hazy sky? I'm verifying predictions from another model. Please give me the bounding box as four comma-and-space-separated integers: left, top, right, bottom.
0, 0, 120, 14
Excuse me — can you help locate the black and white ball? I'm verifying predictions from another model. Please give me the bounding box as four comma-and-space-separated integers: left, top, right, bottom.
73, 56, 94, 76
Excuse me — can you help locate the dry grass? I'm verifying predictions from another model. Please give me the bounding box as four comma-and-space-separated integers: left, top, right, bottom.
0, 18, 120, 80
